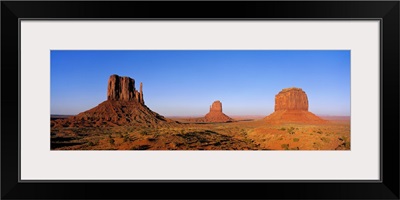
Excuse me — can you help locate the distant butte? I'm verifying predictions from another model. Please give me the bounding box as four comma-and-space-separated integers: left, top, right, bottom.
204, 100, 233, 123
52, 74, 176, 128
264, 87, 326, 124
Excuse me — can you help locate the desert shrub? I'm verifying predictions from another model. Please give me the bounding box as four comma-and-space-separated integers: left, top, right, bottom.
290, 147, 300, 150
313, 142, 321, 150
123, 135, 130, 142
321, 137, 330, 143
140, 130, 148, 136
244, 138, 252, 143
339, 136, 350, 149
119, 133, 124, 138
317, 130, 323, 134
287, 127, 295, 135
293, 138, 299, 142
87, 141, 95, 146
281, 144, 289, 150
344, 137, 350, 148
345, 140, 351, 149
199, 139, 208, 143
109, 138, 115, 145
137, 145, 151, 150
280, 127, 286, 131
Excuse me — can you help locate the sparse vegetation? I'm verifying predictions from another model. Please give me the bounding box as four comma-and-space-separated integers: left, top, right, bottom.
287, 127, 295, 134
87, 141, 95, 146
281, 144, 289, 150
140, 130, 148, 136
51, 116, 350, 150
109, 138, 115, 145
338, 136, 350, 149
123, 135, 130, 142
321, 137, 330, 143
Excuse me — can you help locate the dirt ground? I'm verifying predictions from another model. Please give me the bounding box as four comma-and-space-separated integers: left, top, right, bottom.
51, 117, 350, 150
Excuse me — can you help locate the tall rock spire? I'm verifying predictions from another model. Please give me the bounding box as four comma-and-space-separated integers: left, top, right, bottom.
139, 82, 144, 104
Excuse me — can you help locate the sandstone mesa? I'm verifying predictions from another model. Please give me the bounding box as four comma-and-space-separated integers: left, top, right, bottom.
264, 87, 325, 124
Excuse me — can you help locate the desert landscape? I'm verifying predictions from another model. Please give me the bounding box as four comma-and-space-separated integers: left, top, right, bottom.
51, 74, 350, 150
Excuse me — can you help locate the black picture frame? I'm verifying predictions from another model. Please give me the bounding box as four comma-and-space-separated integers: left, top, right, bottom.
1, 1, 399, 199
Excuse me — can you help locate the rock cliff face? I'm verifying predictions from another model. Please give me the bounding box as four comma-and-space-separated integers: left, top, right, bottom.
209, 101, 223, 112
52, 74, 175, 128
107, 74, 144, 104
204, 100, 233, 123
275, 87, 308, 111
264, 87, 325, 124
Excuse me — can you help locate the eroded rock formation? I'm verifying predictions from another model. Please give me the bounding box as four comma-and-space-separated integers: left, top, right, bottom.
52, 74, 176, 128
209, 101, 223, 112
275, 87, 308, 111
107, 74, 144, 104
264, 87, 325, 124
204, 100, 233, 123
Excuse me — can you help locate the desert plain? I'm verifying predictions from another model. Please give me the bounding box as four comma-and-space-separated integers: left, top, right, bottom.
51, 74, 350, 151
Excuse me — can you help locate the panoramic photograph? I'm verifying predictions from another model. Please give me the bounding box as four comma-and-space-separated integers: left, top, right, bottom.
51, 50, 350, 150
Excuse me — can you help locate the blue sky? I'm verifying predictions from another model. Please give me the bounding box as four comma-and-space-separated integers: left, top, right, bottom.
51, 50, 350, 116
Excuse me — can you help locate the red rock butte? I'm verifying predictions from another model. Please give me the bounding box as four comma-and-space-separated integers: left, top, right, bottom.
264, 87, 326, 124
204, 100, 233, 123
107, 74, 144, 103
52, 74, 176, 128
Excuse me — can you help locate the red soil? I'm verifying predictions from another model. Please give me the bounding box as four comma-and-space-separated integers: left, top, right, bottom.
264, 110, 326, 124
